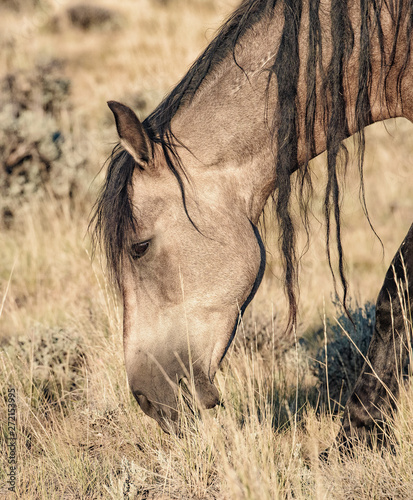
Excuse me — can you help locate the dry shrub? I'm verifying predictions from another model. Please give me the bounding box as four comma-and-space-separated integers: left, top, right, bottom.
234, 309, 294, 356
0, 60, 88, 227
154, 0, 219, 8
49, 4, 120, 33
153, 0, 177, 5
0, 0, 47, 12
3, 326, 87, 412
313, 302, 376, 410
65, 4, 120, 31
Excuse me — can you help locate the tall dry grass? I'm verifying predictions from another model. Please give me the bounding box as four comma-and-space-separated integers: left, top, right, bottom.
1, 0, 413, 498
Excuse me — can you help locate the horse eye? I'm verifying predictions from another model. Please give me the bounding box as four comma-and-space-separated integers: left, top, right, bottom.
131, 240, 150, 260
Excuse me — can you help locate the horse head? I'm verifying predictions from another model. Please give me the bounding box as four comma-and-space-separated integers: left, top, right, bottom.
97, 101, 265, 431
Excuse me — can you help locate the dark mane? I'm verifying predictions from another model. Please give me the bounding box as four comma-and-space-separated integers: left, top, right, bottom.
91, 0, 413, 328
90, 145, 136, 287
143, 0, 273, 138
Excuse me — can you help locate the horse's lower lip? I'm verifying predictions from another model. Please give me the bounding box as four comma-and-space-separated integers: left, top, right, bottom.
135, 392, 179, 432
156, 414, 177, 434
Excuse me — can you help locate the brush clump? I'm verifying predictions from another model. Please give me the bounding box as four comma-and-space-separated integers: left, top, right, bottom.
234, 309, 294, 357
0, 61, 88, 227
0, 0, 47, 12
49, 4, 121, 33
3, 326, 87, 411
313, 302, 375, 410
67, 4, 119, 31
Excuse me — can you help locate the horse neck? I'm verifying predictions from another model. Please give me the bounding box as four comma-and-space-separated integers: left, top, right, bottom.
170, 5, 285, 222
170, 0, 413, 224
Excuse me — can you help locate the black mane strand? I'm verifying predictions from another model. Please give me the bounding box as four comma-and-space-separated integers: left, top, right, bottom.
90, 145, 137, 287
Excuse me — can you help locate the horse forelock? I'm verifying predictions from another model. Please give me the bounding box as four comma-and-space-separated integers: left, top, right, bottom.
90, 145, 137, 287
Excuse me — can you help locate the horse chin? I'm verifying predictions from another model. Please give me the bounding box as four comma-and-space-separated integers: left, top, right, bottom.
132, 366, 220, 433
192, 370, 220, 409
134, 392, 179, 433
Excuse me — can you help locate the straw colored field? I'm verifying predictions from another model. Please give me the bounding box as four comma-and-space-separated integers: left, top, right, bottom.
0, 0, 412, 498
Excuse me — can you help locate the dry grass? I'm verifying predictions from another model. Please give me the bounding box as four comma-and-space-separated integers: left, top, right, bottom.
1, 0, 413, 498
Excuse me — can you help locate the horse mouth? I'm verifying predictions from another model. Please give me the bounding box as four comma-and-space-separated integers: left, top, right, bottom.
133, 370, 221, 433
134, 393, 179, 433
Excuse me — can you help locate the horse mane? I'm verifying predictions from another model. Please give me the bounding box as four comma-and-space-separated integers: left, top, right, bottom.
91, 0, 413, 328
143, 0, 272, 138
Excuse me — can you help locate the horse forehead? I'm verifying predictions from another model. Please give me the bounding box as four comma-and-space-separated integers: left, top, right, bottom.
130, 167, 179, 206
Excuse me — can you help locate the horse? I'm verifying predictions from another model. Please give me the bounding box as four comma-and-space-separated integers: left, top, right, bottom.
91, 0, 413, 444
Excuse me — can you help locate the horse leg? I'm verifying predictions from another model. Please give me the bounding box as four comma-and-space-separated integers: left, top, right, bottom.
337, 223, 413, 449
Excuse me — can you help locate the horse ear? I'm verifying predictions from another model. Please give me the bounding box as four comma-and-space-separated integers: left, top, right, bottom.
107, 101, 151, 167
